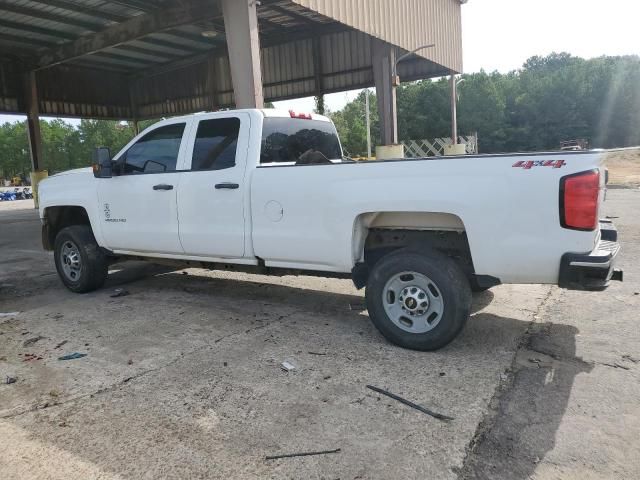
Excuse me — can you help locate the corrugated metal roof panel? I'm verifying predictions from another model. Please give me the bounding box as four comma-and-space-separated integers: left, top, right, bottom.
291, 0, 463, 73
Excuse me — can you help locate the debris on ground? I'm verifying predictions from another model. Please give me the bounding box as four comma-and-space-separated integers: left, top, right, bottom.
110, 288, 130, 298
21, 353, 43, 362
349, 302, 366, 311
265, 448, 341, 461
5, 376, 17, 384
308, 351, 327, 356
601, 362, 631, 370
280, 361, 296, 372
58, 352, 88, 361
54, 340, 68, 349
127, 358, 133, 365
23, 335, 46, 347
366, 385, 454, 421
0, 311, 20, 318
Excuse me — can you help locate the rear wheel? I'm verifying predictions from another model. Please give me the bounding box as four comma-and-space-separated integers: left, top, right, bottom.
365, 249, 472, 351
54, 225, 108, 293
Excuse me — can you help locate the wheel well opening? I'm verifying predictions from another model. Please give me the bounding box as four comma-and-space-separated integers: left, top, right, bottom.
42, 206, 91, 251
351, 212, 479, 289
363, 228, 476, 277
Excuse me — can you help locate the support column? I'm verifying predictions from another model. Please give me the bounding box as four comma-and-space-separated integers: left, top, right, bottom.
129, 80, 140, 135
222, 0, 264, 109
372, 39, 398, 146
24, 71, 43, 172
313, 36, 325, 115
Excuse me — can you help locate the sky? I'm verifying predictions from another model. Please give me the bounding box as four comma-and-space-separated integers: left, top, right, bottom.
1, 0, 638, 124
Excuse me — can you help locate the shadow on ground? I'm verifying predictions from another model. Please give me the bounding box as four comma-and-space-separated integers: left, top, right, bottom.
461, 322, 591, 480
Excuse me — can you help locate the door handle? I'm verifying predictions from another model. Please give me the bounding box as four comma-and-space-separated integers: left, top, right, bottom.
153, 184, 174, 191
215, 183, 239, 190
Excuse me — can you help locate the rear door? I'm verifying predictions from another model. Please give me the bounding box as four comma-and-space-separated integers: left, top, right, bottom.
98, 120, 191, 254
177, 113, 250, 258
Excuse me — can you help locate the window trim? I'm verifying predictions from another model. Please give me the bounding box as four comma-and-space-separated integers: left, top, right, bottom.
190, 117, 241, 172
113, 120, 191, 176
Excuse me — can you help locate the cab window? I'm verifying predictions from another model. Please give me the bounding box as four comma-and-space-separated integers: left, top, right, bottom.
191, 118, 240, 171
121, 123, 186, 174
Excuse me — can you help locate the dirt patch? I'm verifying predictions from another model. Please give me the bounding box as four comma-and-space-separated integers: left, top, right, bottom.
604, 148, 640, 187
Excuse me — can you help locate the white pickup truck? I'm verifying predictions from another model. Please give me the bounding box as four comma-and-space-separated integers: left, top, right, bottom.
38, 109, 622, 350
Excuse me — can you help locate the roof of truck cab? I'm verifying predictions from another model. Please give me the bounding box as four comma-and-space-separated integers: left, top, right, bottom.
158, 108, 331, 123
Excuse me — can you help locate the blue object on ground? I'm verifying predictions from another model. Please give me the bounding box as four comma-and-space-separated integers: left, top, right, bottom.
58, 352, 88, 361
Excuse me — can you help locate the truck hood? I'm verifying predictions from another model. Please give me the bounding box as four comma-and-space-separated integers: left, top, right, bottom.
51, 167, 93, 177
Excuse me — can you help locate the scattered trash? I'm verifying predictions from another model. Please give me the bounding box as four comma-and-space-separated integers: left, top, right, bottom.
58, 352, 87, 361
5, 376, 17, 385
23, 335, 45, 347
323, 375, 331, 380
308, 351, 327, 356
54, 340, 68, 349
110, 288, 130, 298
265, 448, 341, 461
223, 362, 228, 367
21, 353, 43, 362
280, 361, 296, 372
49, 390, 60, 397
366, 385, 454, 421
127, 358, 133, 365
439, 372, 446, 377
0, 312, 20, 318
58, 421, 68, 427
634, 292, 639, 296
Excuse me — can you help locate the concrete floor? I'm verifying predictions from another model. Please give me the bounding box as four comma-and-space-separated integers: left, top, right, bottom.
0, 190, 638, 480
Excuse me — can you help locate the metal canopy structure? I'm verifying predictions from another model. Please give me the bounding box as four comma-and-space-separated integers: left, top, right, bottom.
0, 0, 463, 169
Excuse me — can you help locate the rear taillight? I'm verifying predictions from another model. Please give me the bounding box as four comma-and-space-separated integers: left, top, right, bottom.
560, 169, 600, 231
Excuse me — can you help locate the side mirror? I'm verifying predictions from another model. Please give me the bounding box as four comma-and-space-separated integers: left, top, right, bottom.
92, 147, 112, 178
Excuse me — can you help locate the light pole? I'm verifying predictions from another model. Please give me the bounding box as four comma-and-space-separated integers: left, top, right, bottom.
365, 89, 372, 159
392, 44, 436, 87
450, 75, 465, 144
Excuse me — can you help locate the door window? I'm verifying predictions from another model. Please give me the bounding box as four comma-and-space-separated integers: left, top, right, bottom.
121, 123, 186, 174
191, 118, 241, 171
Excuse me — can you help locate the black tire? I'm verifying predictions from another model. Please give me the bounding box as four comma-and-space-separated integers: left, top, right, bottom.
365, 248, 472, 351
54, 225, 108, 293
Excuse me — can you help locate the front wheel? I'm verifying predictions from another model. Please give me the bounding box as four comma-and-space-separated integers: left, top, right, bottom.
365, 249, 472, 351
54, 225, 108, 293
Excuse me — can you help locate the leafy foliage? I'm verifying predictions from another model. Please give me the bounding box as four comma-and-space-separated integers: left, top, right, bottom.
332, 53, 640, 155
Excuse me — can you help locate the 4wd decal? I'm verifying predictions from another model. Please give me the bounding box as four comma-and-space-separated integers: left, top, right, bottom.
512, 159, 566, 169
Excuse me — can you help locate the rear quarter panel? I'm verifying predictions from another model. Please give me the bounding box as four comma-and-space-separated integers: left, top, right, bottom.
250, 152, 604, 283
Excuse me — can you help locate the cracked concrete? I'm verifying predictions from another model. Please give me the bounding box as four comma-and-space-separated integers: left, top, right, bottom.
1, 190, 638, 479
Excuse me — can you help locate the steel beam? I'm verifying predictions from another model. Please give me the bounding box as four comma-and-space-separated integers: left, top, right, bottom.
222, 0, 264, 108
24, 71, 43, 171
0, 19, 77, 41
0, 4, 104, 31
30, 0, 127, 23
372, 39, 398, 146
36, 0, 223, 69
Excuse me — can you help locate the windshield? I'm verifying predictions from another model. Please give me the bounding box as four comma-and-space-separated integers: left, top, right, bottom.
260, 118, 343, 164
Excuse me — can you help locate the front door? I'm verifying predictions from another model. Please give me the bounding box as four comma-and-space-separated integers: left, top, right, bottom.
98, 121, 190, 254
177, 113, 249, 258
